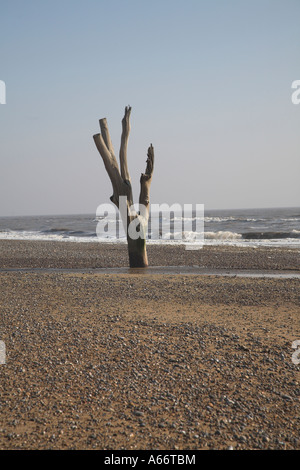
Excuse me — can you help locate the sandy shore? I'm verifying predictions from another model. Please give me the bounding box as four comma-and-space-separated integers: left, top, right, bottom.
0, 240, 299, 450
0, 239, 299, 271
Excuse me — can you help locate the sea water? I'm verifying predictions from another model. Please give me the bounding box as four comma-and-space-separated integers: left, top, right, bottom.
0, 207, 299, 248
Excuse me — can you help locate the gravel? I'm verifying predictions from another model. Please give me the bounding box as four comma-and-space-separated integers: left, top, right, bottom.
0, 239, 299, 271
0, 243, 299, 450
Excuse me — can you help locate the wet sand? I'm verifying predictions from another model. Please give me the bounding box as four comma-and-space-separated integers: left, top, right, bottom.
0, 240, 299, 450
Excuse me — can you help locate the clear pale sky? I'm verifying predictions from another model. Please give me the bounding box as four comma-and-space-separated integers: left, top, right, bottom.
1, 0, 299, 216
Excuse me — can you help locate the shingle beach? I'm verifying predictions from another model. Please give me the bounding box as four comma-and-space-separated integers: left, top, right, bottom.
0, 240, 299, 450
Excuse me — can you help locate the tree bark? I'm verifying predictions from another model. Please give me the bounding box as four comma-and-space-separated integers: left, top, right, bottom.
93, 106, 154, 267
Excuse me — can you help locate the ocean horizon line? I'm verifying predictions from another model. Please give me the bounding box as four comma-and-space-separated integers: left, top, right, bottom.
1, 205, 300, 219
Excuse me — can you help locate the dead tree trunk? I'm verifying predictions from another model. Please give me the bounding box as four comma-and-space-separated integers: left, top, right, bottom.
93, 106, 154, 267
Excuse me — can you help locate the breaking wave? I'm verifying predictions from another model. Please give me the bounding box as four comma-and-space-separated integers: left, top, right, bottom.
242, 230, 300, 240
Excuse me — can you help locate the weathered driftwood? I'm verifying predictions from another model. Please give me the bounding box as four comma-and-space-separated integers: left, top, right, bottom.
93, 106, 154, 267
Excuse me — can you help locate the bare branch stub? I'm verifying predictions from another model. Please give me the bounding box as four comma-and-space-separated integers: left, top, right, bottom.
139, 144, 154, 208
119, 105, 132, 183
99, 118, 115, 157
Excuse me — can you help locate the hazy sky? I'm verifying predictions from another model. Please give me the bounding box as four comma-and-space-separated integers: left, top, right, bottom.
1, 0, 299, 216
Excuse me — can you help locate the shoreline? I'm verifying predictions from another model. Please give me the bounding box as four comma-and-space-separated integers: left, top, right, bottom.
0, 239, 299, 271
1, 266, 300, 278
